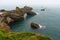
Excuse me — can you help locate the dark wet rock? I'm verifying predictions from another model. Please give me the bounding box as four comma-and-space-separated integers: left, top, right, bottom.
31, 22, 40, 29
27, 11, 36, 16
0, 9, 6, 12
41, 9, 45, 11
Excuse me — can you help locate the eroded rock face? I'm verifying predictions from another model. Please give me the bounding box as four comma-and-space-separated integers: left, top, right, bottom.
0, 22, 12, 32
31, 22, 40, 29
5, 17, 14, 23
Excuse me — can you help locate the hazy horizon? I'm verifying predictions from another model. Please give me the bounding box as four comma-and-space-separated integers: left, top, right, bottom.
0, 0, 60, 9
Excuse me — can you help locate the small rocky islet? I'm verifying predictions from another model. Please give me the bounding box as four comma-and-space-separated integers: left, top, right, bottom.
0, 6, 53, 40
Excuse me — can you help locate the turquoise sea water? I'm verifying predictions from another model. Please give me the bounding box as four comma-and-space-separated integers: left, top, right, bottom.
9, 7, 60, 40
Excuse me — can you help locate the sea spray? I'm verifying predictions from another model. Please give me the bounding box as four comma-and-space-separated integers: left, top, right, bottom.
32, 10, 39, 14
24, 13, 27, 19
39, 24, 46, 29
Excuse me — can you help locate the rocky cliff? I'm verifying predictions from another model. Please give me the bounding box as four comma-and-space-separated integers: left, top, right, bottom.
0, 6, 36, 32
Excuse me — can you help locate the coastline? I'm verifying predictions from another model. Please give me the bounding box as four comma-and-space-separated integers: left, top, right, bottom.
0, 6, 53, 40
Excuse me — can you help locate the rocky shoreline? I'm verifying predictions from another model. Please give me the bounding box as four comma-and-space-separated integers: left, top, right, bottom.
0, 6, 53, 40
0, 6, 36, 32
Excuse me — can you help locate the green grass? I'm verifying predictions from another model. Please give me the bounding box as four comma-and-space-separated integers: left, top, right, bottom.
0, 30, 53, 40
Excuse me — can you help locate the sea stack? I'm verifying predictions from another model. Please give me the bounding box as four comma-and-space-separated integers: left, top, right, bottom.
31, 22, 40, 29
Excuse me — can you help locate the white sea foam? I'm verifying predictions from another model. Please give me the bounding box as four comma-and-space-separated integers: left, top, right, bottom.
39, 24, 46, 29
24, 13, 27, 19
35, 12, 39, 14
32, 10, 39, 14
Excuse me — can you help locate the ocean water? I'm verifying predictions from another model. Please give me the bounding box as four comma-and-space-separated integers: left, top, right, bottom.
9, 7, 60, 40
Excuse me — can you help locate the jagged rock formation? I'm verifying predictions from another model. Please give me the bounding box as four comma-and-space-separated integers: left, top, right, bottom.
0, 6, 36, 32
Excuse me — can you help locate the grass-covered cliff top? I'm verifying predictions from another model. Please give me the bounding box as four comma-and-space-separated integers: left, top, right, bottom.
0, 30, 53, 40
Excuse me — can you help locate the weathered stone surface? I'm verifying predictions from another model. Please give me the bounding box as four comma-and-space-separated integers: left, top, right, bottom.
0, 22, 12, 32
31, 22, 40, 29
6, 17, 14, 23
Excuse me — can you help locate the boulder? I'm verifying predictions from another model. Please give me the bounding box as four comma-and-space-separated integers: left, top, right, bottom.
31, 22, 40, 29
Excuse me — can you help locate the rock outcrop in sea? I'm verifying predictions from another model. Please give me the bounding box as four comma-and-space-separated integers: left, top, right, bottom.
41, 8, 45, 11
0, 6, 36, 32
31, 22, 40, 29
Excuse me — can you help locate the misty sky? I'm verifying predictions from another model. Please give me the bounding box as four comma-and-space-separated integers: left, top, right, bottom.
0, 0, 60, 9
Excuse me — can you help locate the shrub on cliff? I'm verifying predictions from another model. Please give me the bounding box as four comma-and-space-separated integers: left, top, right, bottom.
0, 30, 53, 40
